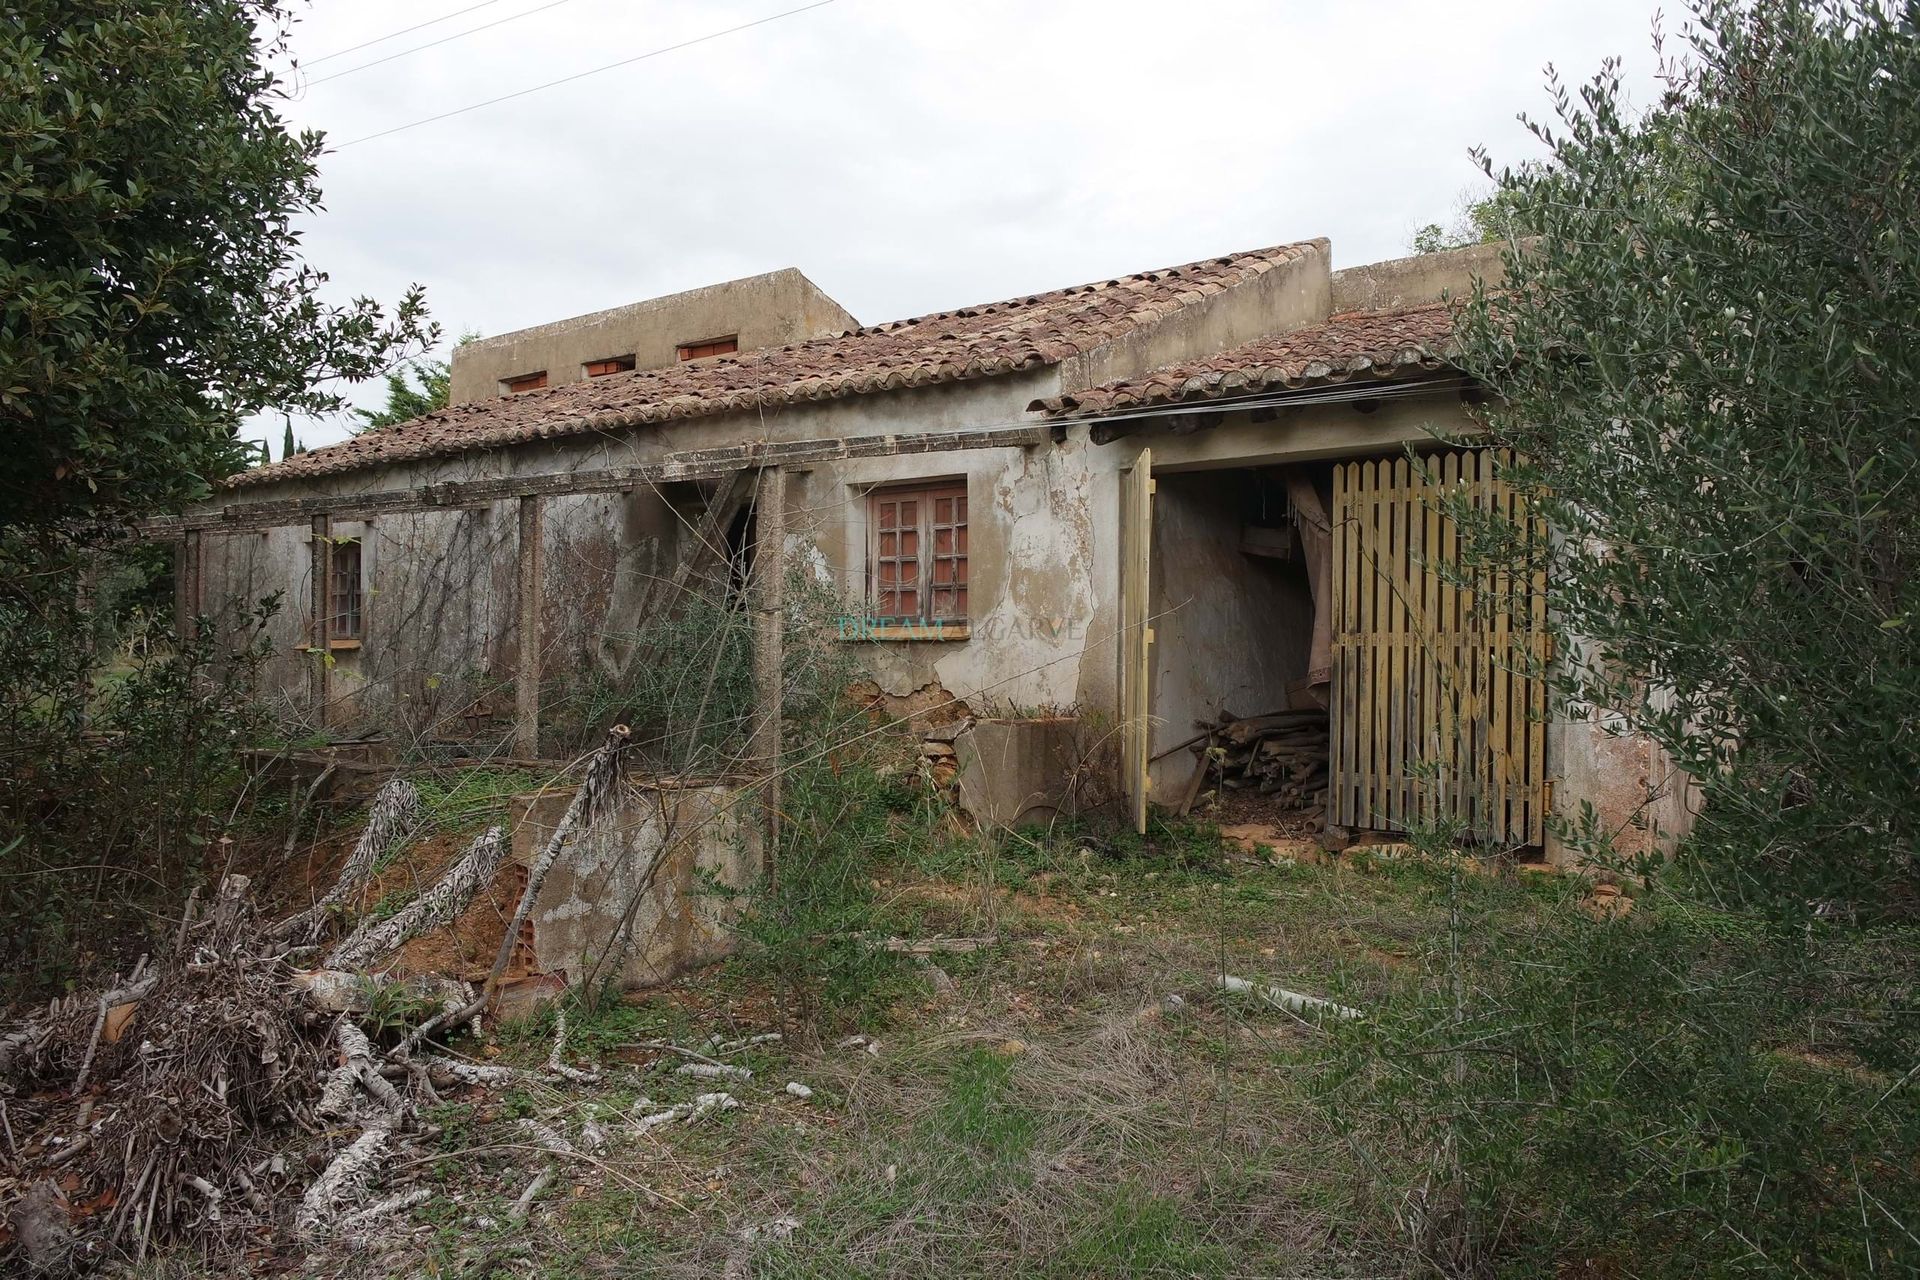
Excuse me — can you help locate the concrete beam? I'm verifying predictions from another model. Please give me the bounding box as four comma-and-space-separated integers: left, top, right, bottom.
142, 425, 1050, 536
309, 516, 332, 725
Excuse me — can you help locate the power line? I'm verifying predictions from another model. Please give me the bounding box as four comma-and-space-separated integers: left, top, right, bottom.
335, 0, 838, 149
308, 0, 584, 88
306, 0, 513, 66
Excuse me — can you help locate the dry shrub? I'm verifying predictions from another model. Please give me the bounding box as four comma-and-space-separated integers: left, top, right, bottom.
2, 885, 330, 1272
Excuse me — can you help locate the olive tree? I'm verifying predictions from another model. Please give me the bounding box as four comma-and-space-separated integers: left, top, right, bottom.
1458, 0, 1919, 921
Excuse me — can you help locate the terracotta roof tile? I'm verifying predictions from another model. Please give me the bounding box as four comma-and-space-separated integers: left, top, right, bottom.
1036, 303, 1459, 417
232, 242, 1319, 488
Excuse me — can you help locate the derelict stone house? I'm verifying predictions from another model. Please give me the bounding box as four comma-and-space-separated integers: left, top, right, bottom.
164, 238, 1691, 867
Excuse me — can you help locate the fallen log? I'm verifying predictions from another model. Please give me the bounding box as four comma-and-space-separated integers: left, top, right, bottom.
1220, 711, 1330, 746
297, 1121, 395, 1240
318, 1020, 407, 1121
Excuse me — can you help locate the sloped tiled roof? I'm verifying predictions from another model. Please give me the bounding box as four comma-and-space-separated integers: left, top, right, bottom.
231, 242, 1320, 488
1036, 303, 1458, 417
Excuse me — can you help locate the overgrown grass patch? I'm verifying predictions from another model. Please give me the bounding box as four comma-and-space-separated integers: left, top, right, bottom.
410, 766, 549, 832
324, 814, 1905, 1279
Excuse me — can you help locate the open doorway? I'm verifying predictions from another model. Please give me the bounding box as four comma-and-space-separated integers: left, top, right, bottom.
1147, 464, 1334, 836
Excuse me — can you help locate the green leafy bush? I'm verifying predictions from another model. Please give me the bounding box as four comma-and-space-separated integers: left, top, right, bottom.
1336, 11, 1920, 1264
2, 1, 434, 531
1317, 878, 1920, 1276
725, 741, 927, 1037
1454, 0, 1920, 920
0, 548, 275, 993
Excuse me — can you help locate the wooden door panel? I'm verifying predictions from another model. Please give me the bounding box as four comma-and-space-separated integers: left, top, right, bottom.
1330, 449, 1547, 846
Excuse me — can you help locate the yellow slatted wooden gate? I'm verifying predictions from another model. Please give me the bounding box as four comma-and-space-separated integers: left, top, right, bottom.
1329, 449, 1548, 846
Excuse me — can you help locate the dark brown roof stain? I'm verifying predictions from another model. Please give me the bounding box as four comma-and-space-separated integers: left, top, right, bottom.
1035, 303, 1459, 417
232, 242, 1318, 488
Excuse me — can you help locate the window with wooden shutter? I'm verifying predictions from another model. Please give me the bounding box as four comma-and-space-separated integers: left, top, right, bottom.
869, 483, 967, 623
676, 336, 738, 361
584, 355, 635, 377
503, 371, 547, 394
329, 538, 364, 641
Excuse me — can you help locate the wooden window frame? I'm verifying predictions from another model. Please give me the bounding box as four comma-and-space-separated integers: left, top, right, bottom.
866, 481, 968, 631
583, 355, 636, 377
328, 537, 364, 644
503, 371, 547, 394
676, 335, 738, 362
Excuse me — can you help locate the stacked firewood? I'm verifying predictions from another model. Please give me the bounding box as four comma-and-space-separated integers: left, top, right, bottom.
1205, 710, 1329, 819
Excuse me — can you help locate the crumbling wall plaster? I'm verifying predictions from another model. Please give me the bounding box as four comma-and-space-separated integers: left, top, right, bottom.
789, 433, 1104, 717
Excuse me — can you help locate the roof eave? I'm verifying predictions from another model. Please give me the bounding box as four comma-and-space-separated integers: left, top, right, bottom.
1033, 354, 1465, 421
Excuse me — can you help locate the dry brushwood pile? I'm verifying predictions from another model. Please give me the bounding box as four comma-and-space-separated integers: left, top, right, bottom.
1198, 709, 1330, 826
0, 729, 648, 1274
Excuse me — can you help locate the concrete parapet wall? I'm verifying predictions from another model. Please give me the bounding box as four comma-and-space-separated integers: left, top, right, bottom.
510, 778, 754, 990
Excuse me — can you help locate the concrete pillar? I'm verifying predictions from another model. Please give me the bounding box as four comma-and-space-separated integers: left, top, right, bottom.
515, 495, 545, 758
172, 531, 202, 638
309, 516, 332, 726
750, 467, 786, 880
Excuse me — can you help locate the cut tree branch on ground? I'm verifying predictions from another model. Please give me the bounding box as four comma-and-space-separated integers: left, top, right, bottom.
72, 957, 154, 1093
274, 778, 426, 945
296, 1121, 395, 1240
327, 825, 507, 970
318, 1019, 408, 1121
1217, 973, 1362, 1021
544, 1010, 603, 1084
0, 734, 686, 1267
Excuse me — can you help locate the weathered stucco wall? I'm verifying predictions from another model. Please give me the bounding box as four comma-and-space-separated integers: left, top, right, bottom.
447, 267, 860, 404
786, 425, 1110, 719
194, 240, 1689, 857
1330, 241, 1507, 313
197, 523, 313, 713
1544, 663, 1702, 866
195, 486, 699, 743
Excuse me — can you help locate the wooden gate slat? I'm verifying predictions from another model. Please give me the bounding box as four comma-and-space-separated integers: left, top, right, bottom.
1420, 456, 1441, 826
1341, 463, 1360, 830
1373, 464, 1389, 832
1386, 457, 1405, 828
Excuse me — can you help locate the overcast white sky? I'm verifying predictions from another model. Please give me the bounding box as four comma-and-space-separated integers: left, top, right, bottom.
259, 0, 1665, 452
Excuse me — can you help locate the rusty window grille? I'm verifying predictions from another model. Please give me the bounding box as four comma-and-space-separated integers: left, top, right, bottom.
869, 482, 967, 623
675, 335, 738, 361
329, 538, 363, 640
503, 371, 547, 394
584, 355, 636, 377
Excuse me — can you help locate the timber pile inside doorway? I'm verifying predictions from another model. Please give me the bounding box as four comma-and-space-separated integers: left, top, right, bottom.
1189, 708, 1330, 836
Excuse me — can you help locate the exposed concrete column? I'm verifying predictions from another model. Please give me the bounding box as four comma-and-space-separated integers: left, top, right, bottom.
309, 516, 332, 726
172, 530, 202, 637
750, 466, 786, 882
515, 495, 545, 759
